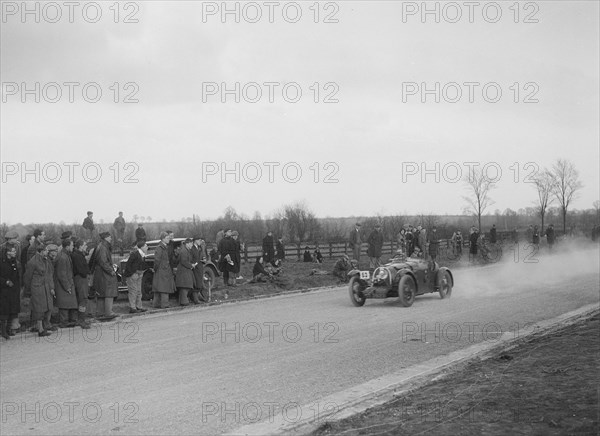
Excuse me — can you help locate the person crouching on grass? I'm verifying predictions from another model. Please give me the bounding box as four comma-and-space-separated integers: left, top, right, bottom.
250, 256, 272, 283
175, 238, 196, 306
124, 240, 148, 313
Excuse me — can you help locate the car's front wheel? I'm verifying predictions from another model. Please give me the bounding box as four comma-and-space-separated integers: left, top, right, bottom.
348, 276, 366, 307
438, 270, 452, 299
397, 275, 416, 307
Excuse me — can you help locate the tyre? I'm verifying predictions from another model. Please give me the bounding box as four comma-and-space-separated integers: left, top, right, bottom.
397, 275, 416, 307
348, 276, 366, 307
438, 270, 453, 299
142, 271, 154, 301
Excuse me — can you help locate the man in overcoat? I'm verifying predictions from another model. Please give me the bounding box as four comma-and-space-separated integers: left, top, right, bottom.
0, 243, 21, 339
152, 232, 175, 308
24, 244, 55, 336
190, 236, 206, 304
367, 224, 384, 269
545, 224, 556, 250
55, 238, 78, 327
262, 231, 275, 264
175, 239, 196, 306
348, 223, 362, 265
92, 232, 118, 320
71, 239, 91, 328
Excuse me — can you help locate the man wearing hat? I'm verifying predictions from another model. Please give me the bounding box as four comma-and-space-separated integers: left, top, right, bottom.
152, 232, 176, 308
135, 223, 146, 243
175, 238, 196, 306
348, 223, 363, 266
1, 230, 21, 263
24, 243, 56, 336
367, 224, 384, 270
91, 232, 118, 320
27, 228, 45, 262
113, 212, 126, 256
0, 243, 21, 339
190, 236, 206, 304
545, 223, 556, 250
71, 239, 91, 328
262, 231, 275, 264
82, 211, 95, 240
55, 238, 79, 328
123, 240, 148, 313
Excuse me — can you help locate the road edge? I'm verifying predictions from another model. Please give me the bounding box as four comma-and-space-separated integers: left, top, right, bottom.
227, 303, 600, 436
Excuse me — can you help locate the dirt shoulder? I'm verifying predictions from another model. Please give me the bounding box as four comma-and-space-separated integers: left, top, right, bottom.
312, 311, 600, 436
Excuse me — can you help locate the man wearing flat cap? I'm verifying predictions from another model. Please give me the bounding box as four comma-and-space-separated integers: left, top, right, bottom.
152, 232, 176, 308
367, 224, 384, 270
24, 243, 56, 336
348, 223, 363, 267
190, 236, 207, 304
123, 240, 148, 313
82, 211, 95, 241
90, 232, 118, 320
175, 238, 195, 306
27, 229, 45, 262
55, 238, 78, 328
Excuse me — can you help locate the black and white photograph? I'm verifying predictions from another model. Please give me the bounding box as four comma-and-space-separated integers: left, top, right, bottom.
1, 1, 599, 435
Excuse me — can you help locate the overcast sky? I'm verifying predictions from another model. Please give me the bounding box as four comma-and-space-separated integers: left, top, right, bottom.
1, 1, 598, 225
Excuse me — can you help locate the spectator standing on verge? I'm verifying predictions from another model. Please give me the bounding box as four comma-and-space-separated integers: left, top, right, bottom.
113, 212, 126, 256
91, 232, 118, 320
545, 224, 556, 251
175, 238, 195, 306
490, 224, 497, 244
262, 231, 275, 264
427, 226, 440, 266
82, 211, 95, 240
135, 223, 146, 243
152, 232, 176, 309
367, 224, 384, 269
55, 238, 79, 328
24, 244, 56, 336
27, 229, 45, 262
469, 229, 479, 263
0, 244, 21, 339
190, 236, 206, 304
123, 240, 148, 313
71, 239, 91, 328
348, 223, 362, 265
276, 237, 285, 261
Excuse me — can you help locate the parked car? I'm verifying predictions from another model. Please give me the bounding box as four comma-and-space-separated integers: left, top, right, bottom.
117, 238, 220, 301
347, 252, 454, 307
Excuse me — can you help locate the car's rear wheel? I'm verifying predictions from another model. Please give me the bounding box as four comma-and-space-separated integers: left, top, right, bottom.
142, 271, 154, 301
397, 275, 416, 307
438, 270, 452, 299
348, 276, 366, 307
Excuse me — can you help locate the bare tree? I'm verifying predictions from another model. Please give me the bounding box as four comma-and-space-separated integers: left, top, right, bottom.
463, 166, 496, 231
593, 200, 600, 221
551, 159, 583, 234
282, 201, 319, 243
531, 169, 555, 232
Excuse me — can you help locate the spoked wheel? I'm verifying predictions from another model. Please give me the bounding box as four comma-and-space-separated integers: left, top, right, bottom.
397, 275, 416, 307
438, 270, 453, 299
348, 276, 366, 307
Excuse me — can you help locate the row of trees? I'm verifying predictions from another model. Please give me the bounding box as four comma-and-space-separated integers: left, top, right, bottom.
465, 158, 584, 234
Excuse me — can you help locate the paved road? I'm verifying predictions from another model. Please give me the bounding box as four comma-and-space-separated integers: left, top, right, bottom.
1, 248, 598, 435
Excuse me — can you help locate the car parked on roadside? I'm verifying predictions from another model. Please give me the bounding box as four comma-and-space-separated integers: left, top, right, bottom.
117, 238, 220, 301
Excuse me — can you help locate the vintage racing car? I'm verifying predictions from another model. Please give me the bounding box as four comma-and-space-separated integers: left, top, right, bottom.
348, 252, 454, 307
117, 238, 220, 301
